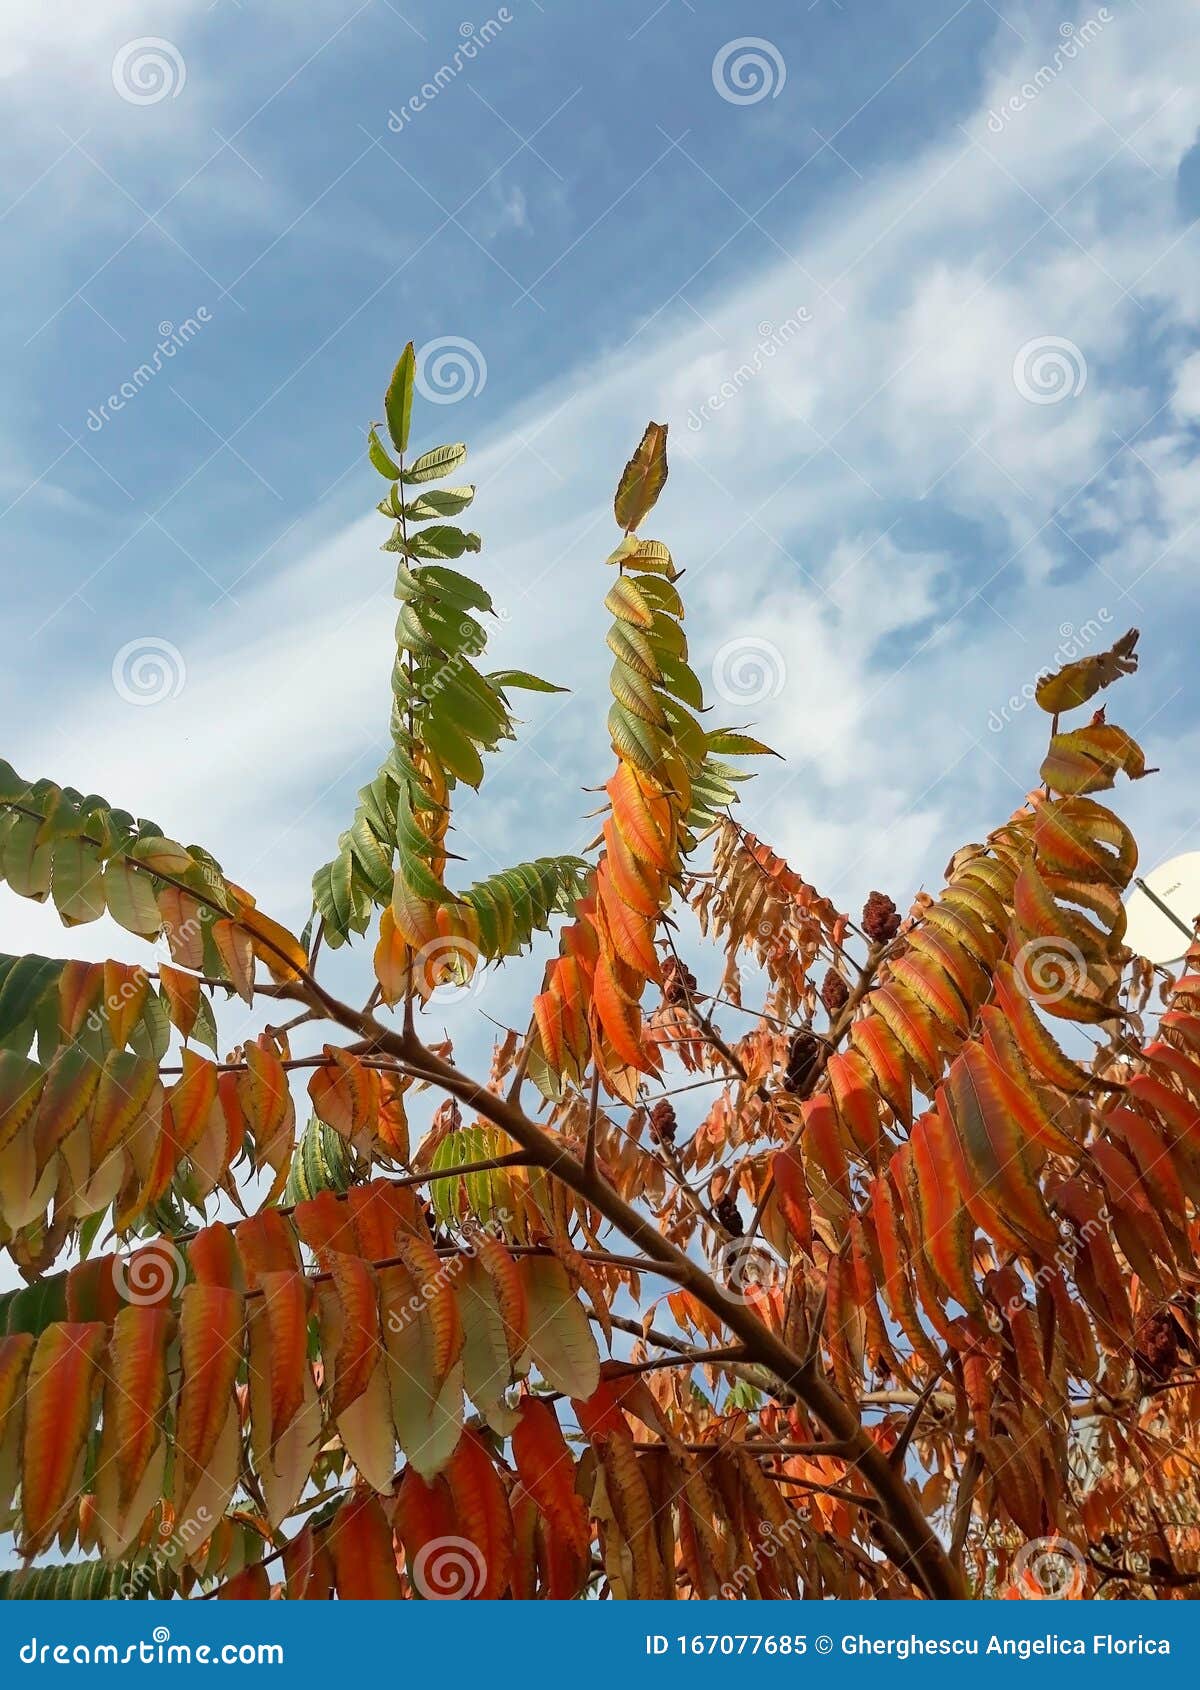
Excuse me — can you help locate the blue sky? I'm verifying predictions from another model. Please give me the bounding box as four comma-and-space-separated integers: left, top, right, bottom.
3, 0, 1200, 1068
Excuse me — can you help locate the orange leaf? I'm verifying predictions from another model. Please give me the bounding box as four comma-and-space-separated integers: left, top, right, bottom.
328, 1491, 402, 1599
167, 1050, 219, 1156
440, 1427, 514, 1598
20, 1322, 107, 1554
512, 1397, 589, 1559
100, 1304, 174, 1512
175, 1284, 245, 1500
102, 961, 148, 1049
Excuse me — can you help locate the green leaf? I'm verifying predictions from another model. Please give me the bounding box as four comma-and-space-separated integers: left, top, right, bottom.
416, 564, 493, 615
608, 702, 664, 775
1, 813, 52, 901
0, 956, 61, 1045
423, 715, 485, 789
521, 1258, 601, 1398
384, 342, 416, 456
487, 670, 568, 695
428, 672, 508, 751
403, 526, 482, 561
403, 443, 468, 485
606, 621, 661, 682
656, 651, 705, 711
401, 486, 475, 521
50, 838, 106, 925
101, 858, 162, 937
368, 425, 402, 481
635, 576, 684, 620
608, 662, 668, 728
704, 730, 779, 757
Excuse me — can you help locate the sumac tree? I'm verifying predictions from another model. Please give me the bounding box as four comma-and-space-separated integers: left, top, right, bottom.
0, 347, 1195, 1602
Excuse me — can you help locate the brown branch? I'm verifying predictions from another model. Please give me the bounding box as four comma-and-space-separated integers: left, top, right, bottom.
280, 978, 963, 1599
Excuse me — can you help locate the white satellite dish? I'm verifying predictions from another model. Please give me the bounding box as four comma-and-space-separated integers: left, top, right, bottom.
1124, 852, 1200, 965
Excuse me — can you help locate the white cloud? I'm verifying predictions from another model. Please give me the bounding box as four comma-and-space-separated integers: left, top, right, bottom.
8, 0, 1200, 981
